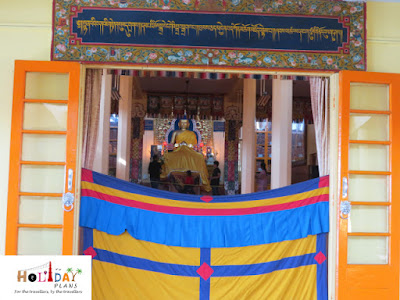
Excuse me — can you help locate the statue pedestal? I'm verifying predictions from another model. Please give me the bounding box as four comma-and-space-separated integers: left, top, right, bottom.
161, 145, 211, 192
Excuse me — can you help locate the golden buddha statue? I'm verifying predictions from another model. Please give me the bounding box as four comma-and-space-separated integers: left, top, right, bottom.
161, 119, 211, 192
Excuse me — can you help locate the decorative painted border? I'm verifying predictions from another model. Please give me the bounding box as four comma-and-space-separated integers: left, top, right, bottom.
52, 0, 366, 71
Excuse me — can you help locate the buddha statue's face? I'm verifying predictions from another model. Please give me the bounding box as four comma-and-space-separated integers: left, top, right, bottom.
179, 119, 189, 130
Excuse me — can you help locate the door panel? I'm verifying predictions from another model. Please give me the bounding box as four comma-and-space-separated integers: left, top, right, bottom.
23, 103, 68, 130
21, 134, 67, 162
19, 196, 64, 225
338, 71, 400, 298
5, 61, 81, 255
348, 174, 389, 202
348, 205, 388, 233
17, 227, 63, 255
25, 72, 70, 100
347, 236, 388, 264
349, 113, 389, 141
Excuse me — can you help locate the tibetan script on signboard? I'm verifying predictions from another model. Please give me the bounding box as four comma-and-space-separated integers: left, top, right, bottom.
71, 9, 348, 52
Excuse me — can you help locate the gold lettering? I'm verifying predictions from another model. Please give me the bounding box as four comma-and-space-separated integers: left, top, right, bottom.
75, 17, 344, 44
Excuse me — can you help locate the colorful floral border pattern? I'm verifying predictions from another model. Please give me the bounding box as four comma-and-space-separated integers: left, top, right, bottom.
53, 0, 366, 71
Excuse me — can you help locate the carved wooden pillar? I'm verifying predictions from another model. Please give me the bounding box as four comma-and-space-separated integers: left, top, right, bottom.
130, 103, 146, 183
224, 106, 242, 195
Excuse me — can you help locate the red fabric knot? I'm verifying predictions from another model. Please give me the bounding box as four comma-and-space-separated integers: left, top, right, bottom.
197, 262, 214, 280
200, 196, 213, 203
83, 246, 97, 258
314, 251, 326, 264
81, 168, 94, 183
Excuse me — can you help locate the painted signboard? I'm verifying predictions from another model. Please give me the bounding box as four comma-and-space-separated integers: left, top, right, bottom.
52, 0, 366, 71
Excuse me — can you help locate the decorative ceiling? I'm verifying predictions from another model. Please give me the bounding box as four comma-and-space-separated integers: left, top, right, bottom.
138, 77, 310, 98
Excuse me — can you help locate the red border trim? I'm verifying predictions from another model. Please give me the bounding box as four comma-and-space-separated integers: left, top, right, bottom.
363, 1, 367, 70
51, 0, 56, 61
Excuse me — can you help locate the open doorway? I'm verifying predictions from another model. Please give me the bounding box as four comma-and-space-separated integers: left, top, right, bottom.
82, 69, 326, 196
251, 79, 317, 193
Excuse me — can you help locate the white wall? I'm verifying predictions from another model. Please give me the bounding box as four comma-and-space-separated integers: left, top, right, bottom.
1, 1, 400, 255
367, 2, 400, 72
0, 0, 53, 254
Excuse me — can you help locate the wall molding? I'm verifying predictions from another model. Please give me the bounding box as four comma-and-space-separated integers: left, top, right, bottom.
368, 37, 400, 44
0, 23, 51, 28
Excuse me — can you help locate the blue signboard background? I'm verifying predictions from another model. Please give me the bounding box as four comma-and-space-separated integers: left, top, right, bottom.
72, 9, 348, 52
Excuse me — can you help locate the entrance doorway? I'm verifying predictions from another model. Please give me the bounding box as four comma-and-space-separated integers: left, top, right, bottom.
83, 69, 318, 196
7, 61, 400, 299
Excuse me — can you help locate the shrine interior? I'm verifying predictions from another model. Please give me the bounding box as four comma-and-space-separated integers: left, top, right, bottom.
85, 70, 319, 195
